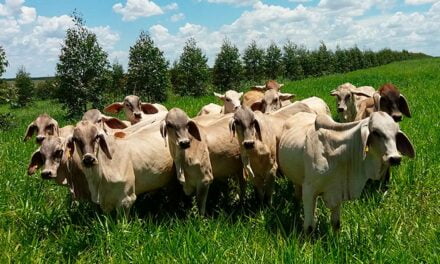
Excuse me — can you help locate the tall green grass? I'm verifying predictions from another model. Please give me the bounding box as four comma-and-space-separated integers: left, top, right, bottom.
0, 59, 438, 263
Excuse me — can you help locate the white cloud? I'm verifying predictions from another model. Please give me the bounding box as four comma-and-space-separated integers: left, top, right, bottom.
113, 0, 163, 21
405, 0, 439, 5
163, 2, 178, 11
170, 12, 185, 22
18, 6, 36, 24
289, 0, 311, 3
199, 0, 259, 6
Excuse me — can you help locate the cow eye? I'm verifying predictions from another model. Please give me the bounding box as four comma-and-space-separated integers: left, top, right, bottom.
166, 123, 173, 129
274, 98, 279, 102
226, 98, 231, 102
372, 131, 382, 138
54, 149, 63, 158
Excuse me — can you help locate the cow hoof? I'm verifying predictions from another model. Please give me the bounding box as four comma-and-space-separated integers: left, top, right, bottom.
332, 220, 341, 232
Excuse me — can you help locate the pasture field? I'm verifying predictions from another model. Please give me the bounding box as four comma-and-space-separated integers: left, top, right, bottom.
0, 59, 439, 263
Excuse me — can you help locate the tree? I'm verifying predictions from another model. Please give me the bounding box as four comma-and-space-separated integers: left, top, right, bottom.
282, 41, 304, 80
313, 41, 334, 76
212, 39, 242, 92
264, 42, 283, 80
243, 41, 265, 83
56, 12, 110, 117
0, 45, 8, 78
35, 79, 56, 100
171, 38, 210, 96
126, 31, 169, 102
15, 66, 34, 107
108, 61, 126, 98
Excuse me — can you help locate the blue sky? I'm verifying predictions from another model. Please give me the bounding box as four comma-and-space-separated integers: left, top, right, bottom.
1, 0, 439, 78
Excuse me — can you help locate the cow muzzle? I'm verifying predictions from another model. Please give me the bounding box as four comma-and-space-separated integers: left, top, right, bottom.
337, 107, 345, 113
392, 114, 402, 122
134, 112, 142, 119
243, 140, 255, 150
36, 135, 45, 144
387, 155, 402, 166
83, 153, 97, 167
178, 139, 190, 149
41, 170, 55, 179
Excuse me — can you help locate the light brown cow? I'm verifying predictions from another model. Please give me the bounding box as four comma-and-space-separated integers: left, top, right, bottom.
330, 83, 375, 122
104, 95, 168, 124
160, 108, 213, 214
23, 114, 68, 144
161, 109, 245, 209
27, 136, 91, 201
197, 90, 243, 116
355, 83, 411, 122
242, 80, 284, 109
68, 120, 174, 213
229, 106, 278, 204
278, 112, 415, 233
82, 109, 129, 132
299, 97, 331, 116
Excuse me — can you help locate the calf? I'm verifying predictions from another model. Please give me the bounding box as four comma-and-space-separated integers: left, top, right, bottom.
161, 108, 213, 214
27, 136, 91, 201
330, 83, 375, 122
278, 112, 415, 233
229, 106, 277, 204
242, 80, 284, 109
23, 114, 65, 144
69, 120, 174, 213
197, 90, 243, 116
104, 95, 167, 124
356, 83, 411, 122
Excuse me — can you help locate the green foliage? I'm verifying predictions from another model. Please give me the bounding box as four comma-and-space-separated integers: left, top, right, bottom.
282, 41, 304, 80
212, 39, 242, 92
311, 41, 335, 76
14, 66, 34, 107
264, 42, 283, 80
0, 59, 438, 262
0, 45, 8, 78
34, 79, 56, 100
171, 38, 210, 96
126, 31, 169, 102
243, 40, 265, 83
0, 81, 17, 104
55, 12, 110, 118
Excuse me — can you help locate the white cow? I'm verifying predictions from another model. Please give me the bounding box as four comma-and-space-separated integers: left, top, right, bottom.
197, 90, 243, 116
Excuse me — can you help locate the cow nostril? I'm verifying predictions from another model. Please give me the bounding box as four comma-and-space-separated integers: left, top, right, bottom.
337, 108, 344, 113
134, 113, 142, 118
41, 171, 52, 179
392, 115, 402, 122
243, 141, 255, 149
36, 136, 45, 143
388, 156, 402, 166
179, 140, 190, 149
83, 155, 96, 167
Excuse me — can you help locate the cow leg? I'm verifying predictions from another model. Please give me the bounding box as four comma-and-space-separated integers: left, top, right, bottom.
238, 170, 247, 204
264, 167, 276, 205
294, 184, 302, 202
196, 182, 210, 216
253, 176, 265, 205
302, 186, 317, 234
330, 204, 341, 232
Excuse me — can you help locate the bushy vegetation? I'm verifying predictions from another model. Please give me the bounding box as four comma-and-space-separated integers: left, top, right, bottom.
126, 31, 169, 102
55, 12, 109, 118
212, 39, 242, 92
14, 66, 34, 107
0, 59, 438, 262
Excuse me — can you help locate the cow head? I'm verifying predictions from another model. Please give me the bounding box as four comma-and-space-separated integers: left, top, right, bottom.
104, 95, 160, 124
27, 136, 68, 185
373, 83, 411, 122
160, 108, 201, 150
251, 80, 284, 92
362, 112, 415, 173
69, 121, 112, 168
82, 109, 128, 132
251, 89, 294, 113
214, 90, 243, 113
24, 114, 60, 144
229, 106, 263, 150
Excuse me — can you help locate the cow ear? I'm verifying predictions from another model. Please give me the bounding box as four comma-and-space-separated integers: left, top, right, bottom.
396, 131, 415, 158
398, 95, 411, 118
104, 102, 124, 114
279, 93, 295, 101
238, 92, 243, 99
160, 120, 167, 147
24, 123, 37, 141
254, 118, 263, 142
141, 103, 159, 115
28, 150, 43, 175
214, 92, 225, 100
97, 133, 112, 159
250, 101, 263, 112
102, 116, 128, 129
188, 120, 201, 141
279, 84, 284, 88
330, 90, 338, 96
229, 118, 236, 138
350, 89, 372, 98
372, 92, 381, 111
361, 123, 370, 159
66, 136, 75, 158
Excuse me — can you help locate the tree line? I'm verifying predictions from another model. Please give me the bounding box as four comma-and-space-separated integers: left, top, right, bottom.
0, 13, 431, 117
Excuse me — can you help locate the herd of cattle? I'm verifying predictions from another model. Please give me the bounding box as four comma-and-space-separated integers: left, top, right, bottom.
24, 80, 415, 233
